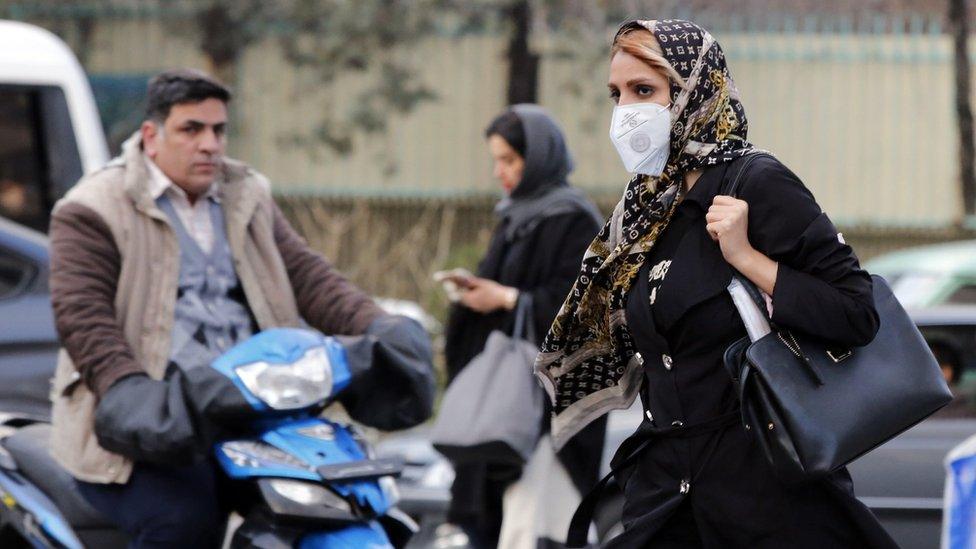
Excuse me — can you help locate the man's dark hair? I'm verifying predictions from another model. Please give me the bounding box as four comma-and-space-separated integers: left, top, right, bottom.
145, 69, 232, 123
485, 110, 526, 158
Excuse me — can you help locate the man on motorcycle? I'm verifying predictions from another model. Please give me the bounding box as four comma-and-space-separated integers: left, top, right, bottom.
48, 68, 434, 547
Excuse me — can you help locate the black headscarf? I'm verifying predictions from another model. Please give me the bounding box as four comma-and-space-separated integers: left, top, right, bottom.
494, 104, 602, 241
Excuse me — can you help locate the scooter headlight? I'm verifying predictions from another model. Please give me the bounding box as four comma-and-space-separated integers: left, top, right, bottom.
236, 346, 333, 410
267, 479, 351, 512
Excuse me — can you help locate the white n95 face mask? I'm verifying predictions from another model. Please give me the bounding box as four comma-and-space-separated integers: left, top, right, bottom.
609, 103, 672, 176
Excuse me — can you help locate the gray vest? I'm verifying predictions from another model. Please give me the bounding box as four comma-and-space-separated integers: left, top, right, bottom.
157, 194, 255, 373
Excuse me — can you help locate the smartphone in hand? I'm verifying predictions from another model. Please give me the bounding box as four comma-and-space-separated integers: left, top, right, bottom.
433, 268, 475, 301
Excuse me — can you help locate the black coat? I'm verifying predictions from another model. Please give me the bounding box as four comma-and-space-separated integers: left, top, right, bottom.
444, 208, 608, 537
609, 155, 898, 548
445, 210, 601, 378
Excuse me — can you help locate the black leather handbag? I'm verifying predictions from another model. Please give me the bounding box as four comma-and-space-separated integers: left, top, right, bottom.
722, 154, 953, 483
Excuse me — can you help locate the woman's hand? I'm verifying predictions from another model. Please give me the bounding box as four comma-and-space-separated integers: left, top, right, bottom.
706, 195, 755, 267
707, 195, 778, 295
459, 277, 518, 314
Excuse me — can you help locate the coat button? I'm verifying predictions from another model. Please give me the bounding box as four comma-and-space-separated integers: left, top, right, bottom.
635, 352, 644, 365
679, 479, 691, 494
671, 420, 683, 427
662, 354, 673, 370
645, 410, 654, 422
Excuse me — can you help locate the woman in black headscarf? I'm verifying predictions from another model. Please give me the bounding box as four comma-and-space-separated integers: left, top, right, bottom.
534, 20, 898, 548
443, 104, 607, 549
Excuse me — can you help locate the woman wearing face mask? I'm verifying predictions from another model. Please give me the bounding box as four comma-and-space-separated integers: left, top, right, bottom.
535, 20, 898, 548
442, 105, 607, 549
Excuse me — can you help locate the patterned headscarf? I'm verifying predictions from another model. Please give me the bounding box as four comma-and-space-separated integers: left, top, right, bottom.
535, 19, 756, 449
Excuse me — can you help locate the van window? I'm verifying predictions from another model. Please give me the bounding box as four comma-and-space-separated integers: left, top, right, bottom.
947, 284, 976, 305
928, 330, 976, 419
0, 85, 83, 232
890, 272, 944, 308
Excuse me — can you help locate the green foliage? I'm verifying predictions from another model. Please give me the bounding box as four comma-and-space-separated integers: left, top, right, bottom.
277, 7, 442, 155
157, 0, 505, 157
185, 0, 273, 68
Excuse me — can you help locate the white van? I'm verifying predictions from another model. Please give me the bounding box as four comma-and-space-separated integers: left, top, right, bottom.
0, 20, 108, 231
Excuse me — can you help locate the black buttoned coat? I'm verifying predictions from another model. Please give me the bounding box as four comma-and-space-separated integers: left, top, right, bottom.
608, 154, 899, 548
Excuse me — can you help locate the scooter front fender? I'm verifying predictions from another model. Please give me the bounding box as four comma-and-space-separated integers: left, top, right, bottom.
298, 521, 393, 549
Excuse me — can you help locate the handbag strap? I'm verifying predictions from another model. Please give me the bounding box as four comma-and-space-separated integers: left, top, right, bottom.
722, 151, 772, 198
720, 152, 775, 343
720, 155, 826, 385
565, 439, 651, 547
511, 292, 536, 343
565, 410, 741, 547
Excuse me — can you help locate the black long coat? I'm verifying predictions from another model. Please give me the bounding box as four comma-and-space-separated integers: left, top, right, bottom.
609, 154, 899, 548
445, 210, 601, 378
444, 208, 608, 539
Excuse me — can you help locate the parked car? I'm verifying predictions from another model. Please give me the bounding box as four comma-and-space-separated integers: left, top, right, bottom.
865, 240, 976, 309
0, 217, 56, 420
0, 19, 108, 232
845, 306, 976, 547
377, 306, 976, 549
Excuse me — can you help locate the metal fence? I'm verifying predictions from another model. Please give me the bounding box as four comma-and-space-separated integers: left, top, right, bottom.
5, 2, 976, 308
275, 193, 976, 315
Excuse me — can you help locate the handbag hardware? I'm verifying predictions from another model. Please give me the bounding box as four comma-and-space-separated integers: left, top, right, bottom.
774, 330, 824, 386
826, 348, 854, 363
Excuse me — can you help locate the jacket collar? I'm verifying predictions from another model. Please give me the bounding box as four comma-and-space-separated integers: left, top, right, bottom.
143, 153, 222, 204
678, 161, 734, 211
119, 131, 253, 221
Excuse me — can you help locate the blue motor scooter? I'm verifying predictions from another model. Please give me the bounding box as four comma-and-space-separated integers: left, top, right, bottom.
0, 327, 418, 548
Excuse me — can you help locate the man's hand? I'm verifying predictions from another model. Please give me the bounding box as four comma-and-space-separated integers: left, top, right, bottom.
93, 372, 201, 465
337, 315, 436, 430
458, 277, 518, 314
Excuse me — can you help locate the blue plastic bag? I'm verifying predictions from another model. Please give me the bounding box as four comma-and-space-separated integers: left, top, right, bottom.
943, 434, 976, 549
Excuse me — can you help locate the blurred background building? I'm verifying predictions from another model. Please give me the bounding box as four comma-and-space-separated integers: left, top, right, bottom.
2, 0, 974, 318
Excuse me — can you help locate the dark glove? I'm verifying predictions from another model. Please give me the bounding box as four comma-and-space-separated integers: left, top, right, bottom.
180, 365, 258, 423
174, 365, 264, 446
93, 372, 202, 465
338, 315, 436, 430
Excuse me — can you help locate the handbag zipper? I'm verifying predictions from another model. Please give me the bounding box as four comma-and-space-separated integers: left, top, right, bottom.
776, 331, 825, 386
